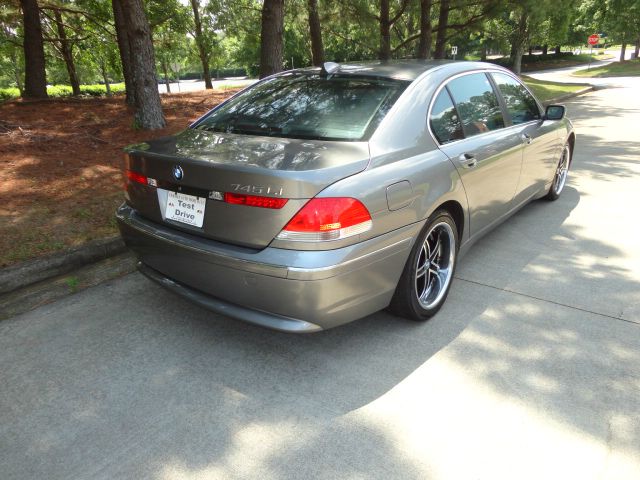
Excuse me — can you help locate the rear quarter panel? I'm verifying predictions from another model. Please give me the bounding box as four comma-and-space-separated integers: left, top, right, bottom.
300, 66, 471, 250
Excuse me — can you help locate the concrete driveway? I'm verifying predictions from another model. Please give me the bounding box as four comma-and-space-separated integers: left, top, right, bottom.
1, 81, 639, 480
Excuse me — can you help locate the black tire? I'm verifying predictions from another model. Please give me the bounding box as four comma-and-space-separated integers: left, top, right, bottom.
388, 210, 459, 321
546, 143, 571, 201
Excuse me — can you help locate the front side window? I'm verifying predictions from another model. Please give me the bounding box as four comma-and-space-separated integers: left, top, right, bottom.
430, 89, 464, 144
492, 72, 541, 125
446, 73, 505, 138
194, 73, 409, 141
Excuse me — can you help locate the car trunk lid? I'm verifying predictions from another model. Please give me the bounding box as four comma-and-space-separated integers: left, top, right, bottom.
124, 129, 370, 249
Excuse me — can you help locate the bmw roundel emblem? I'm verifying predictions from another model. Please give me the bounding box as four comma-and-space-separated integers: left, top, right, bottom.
172, 165, 184, 181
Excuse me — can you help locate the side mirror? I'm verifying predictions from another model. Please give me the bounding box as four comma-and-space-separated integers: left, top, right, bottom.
545, 104, 566, 121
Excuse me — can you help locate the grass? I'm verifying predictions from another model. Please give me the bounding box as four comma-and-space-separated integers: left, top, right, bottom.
572, 59, 640, 77
522, 76, 588, 103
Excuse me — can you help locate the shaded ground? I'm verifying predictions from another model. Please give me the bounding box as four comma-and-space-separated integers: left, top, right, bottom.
0, 90, 237, 267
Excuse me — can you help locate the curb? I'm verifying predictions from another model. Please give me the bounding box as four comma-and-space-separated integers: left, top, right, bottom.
0, 235, 127, 295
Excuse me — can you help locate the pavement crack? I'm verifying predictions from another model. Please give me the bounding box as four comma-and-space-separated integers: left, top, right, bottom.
454, 276, 640, 327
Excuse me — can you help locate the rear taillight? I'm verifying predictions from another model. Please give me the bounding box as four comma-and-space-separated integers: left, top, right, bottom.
224, 192, 288, 209
126, 170, 146, 185
276, 197, 372, 242
125, 170, 157, 187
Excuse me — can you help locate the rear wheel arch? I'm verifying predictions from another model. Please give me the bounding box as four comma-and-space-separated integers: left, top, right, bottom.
432, 200, 465, 242
567, 132, 576, 164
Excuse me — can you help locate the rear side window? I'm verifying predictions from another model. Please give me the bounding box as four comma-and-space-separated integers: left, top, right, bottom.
430, 89, 464, 144
194, 73, 409, 141
447, 73, 505, 138
492, 72, 541, 124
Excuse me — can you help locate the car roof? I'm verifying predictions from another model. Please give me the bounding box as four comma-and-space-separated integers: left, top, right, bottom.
293, 60, 502, 82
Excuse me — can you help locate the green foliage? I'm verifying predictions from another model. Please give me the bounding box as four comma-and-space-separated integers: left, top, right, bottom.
2, 0, 639, 96
491, 52, 576, 67
79, 83, 126, 96
65, 276, 80, 292
0, 83, 125, 101
0, 87, 20, 101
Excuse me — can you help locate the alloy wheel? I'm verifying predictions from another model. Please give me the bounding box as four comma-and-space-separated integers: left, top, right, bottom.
414, 221, 456, 309
553, 145, 570, 195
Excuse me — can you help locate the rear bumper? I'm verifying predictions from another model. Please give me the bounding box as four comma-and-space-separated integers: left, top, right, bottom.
116, 204, 419, 331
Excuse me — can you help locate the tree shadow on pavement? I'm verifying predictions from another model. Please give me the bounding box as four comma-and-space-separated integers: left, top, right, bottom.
3, 170, 640, 479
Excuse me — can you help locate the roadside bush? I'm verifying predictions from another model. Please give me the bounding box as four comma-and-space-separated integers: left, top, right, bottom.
47, 85, 74, 97
0, 87, 20, 101
490, 52, 576, 68
0, 83, 126, 102
79, 83, 126, 96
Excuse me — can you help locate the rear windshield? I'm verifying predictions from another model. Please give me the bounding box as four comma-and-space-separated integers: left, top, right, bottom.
193, 73, 410, 141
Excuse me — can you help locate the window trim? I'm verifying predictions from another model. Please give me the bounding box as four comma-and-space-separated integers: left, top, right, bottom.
427, 68, 543, 147
429, 85, 464, 145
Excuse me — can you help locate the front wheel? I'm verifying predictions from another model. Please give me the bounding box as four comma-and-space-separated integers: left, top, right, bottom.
388, 211, 459, 321
546, 143, 571, 201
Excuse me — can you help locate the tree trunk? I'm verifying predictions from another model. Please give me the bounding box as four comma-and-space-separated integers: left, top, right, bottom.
480, 42, 487, 61
417, 0, 433, 59
20, 0, 47, 99
112, 0, 135, 105
162, 59, 171, 93
190, 0, 213, 89
510, 11, 529, 75
379, 0, 391, 60
433, 0, 450, 59
634, 36, 639, 59
118, 0, 165, 129
555, 45, 561, 56
528, 46, 533, 56
307, 0, 324, 66
53, 9, 81, 96
259, 0, 284, 78
620, 40, 627, 61
100, 60, 112, 96
10, 49, 24, 96
542, 44, 548, 55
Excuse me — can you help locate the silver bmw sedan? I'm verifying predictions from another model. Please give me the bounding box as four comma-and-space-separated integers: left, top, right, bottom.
116, 60, 574, 332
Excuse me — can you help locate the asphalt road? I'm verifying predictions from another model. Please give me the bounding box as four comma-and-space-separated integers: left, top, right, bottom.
2, 80, 640, 480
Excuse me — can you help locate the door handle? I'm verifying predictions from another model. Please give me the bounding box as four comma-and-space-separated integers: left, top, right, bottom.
458, 153, 477, 168
521, 133, 532, 145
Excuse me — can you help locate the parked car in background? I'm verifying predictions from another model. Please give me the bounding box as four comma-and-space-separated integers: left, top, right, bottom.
116, 60, 574, 332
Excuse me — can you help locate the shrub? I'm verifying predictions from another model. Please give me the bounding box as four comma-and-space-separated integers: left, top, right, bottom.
0, 87, 20, 101
79, 83, 126, 96
0, 83, 126, 102
47, 85, 74, 97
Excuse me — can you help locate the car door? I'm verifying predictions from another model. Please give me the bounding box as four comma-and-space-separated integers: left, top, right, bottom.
490, 72, 561, 204
431, 72, 524, 236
